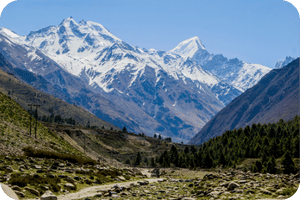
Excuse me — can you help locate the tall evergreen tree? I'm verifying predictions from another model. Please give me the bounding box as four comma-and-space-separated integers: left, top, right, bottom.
281, 151, 296, 174
134, 152, 141, 166
218, 152, 227, 167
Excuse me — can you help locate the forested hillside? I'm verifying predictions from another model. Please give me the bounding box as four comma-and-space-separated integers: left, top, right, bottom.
157, 116, 299, 174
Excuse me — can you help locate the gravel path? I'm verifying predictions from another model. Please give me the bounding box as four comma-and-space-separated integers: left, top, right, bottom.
26, 178, 161, 200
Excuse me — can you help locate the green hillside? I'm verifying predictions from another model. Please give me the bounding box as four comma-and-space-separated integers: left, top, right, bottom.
0, 90, 83, 156
0, 68, 120, 130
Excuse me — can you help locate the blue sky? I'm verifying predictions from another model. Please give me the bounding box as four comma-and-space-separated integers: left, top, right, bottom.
0, 0, 299, 68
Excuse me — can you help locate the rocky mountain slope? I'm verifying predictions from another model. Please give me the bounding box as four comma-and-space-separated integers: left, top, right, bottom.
189, 58, 299, 145
274, 56, 295, 69
169, 37, 271, 92
0, 33, 143, 134
0, 52, 120, 130
0, 18, 271, 142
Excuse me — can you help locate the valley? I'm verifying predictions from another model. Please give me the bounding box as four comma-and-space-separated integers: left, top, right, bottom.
0, 16, 299, 200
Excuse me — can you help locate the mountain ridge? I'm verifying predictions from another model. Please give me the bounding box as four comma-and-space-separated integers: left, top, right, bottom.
189, 58, 299, 145
0, 18, 274, 142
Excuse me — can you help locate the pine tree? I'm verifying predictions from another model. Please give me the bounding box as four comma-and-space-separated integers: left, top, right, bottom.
150, 157, 156, 167
184, 146, 189, 154
134, 152, 141, 166
281, 151, 296, 174
266, 156, 276, 174
254, 160, 263, 172
203, 153, 213, 168
218, 152, 227, 167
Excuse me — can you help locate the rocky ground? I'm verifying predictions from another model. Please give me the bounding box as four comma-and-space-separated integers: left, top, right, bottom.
0, 156, 299, 200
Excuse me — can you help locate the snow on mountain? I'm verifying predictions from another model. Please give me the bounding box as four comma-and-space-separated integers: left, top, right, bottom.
0, 27, 20, 38
0, 17, 272, 142
275, 56, 295, 69
169, 36, 206, 59
169, 37, 271, 92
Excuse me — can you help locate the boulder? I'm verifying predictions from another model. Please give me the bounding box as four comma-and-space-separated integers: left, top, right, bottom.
3, 165, 14, 173
11, 185, 21, 191
1, 183, 21, 199
40, 190, 57, 200
34, 165, 42, 169
64, 183, 76, 190
25, 187, 40, 196
260, 188, 272, 195
118, 176, 126, 181
64, 176, 76, 184
14, 191, 25, 198
227, 182, 240, 191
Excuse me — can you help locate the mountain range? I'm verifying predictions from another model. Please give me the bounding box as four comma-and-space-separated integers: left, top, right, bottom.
189, 58, 299, 145
0, 17, 273, 142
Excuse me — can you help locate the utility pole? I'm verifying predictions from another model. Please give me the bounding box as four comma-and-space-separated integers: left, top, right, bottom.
34, 105, 40, 139
84, 134, 86, 156
28, 104, 33, 136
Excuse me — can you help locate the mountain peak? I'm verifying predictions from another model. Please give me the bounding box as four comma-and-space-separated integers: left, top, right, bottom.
169, 36, 206, 59
274, 56, 295, 69
0, 27, 20, 38
59, 17, 78, 27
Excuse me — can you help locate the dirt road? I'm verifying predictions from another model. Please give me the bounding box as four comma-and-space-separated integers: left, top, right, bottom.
26, 178, 161, 200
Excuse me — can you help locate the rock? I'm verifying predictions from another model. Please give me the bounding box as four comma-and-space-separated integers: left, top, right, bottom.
220, 182, 229, 187
40, 186, 49, 190
34, 165, 42, 169
118, 176, 126, 181
227, 182, 240, 191
209, 191, 222, 197
260, 188, 272, 195
137, 181, 149, 185
93, 193, 102, 197
73, 176, 81, 180
1, 184, 21, 199
14, 190, 25, 198
47, 174, 56, 178
64, 176, 76, 184
238, 180, 247, 184
32, 173, 40, 179
58, 163, 65, 167
276, 188, 286, 194
277, 195, 286, 199
11, 185, 21, 191
64, 183, 76, 190
40, 190, 57, 200
25, 187, 40, 196
231, 189, 243, 193
3, 165, 14, 173
120, 191, 130, 196
84, 179, 92, 184
37, 169, 45, 173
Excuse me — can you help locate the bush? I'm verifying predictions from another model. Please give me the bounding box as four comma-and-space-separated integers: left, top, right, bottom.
8, 173, 61, 192
22, 146, 96, 165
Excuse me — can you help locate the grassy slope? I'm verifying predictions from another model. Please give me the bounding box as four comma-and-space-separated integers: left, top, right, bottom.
0, 68, 120, 130
45, 123, 182, 166
0, 90, 82, 156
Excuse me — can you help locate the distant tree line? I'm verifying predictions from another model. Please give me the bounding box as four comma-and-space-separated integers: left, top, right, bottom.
155, 115, 299, 174
27, 109, 77, 126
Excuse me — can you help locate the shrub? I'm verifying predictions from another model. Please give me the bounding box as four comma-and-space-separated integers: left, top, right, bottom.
22, 146, 96, 165
8, 173, 61, 192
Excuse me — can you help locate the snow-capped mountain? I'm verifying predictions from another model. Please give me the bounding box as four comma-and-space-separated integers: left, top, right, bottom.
275, 56, 295, 69
0, 17, 271, 142
170, 37, 271, 92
